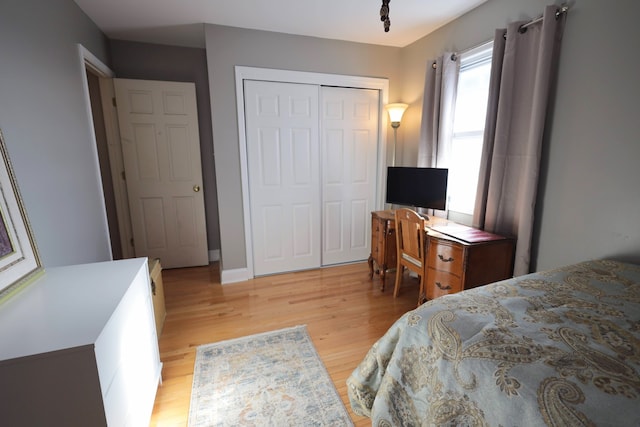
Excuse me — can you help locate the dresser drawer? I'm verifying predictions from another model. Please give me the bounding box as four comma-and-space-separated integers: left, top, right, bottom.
426, 268, 463, 299
428, 238, 464, 274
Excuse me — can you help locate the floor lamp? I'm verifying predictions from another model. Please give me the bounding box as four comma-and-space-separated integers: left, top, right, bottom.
385, 103, 408, 166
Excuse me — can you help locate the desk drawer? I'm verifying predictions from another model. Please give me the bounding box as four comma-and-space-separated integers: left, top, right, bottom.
428, 238, 463, 274
426, 269, 463, 299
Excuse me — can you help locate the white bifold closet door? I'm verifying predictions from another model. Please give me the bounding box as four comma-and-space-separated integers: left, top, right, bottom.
244, 80, 379, 276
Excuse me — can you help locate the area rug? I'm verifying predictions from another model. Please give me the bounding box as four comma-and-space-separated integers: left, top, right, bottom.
188, 325, 354, 426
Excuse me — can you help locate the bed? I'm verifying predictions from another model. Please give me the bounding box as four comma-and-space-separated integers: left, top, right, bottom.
347, 260, 640, 426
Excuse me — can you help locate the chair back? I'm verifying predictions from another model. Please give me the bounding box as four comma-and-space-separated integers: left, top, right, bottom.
395, 208, 426, 269
393, 208, 427, 301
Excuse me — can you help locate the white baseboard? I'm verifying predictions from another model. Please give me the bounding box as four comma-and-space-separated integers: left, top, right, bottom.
220, 267, 252, 285
208, 249, 220, 262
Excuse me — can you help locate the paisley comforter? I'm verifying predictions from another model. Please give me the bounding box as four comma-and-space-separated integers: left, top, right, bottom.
347, 260, 640, 426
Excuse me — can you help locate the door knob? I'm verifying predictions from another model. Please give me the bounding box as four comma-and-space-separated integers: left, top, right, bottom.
193, 185, 201, 192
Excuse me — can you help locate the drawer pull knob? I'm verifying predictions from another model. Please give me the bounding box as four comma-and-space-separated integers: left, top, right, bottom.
438, 254, 454, 262
436, 282, 452, 290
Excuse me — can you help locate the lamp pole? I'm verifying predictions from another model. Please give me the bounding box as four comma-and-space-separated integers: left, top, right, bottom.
391, 122, 399, 166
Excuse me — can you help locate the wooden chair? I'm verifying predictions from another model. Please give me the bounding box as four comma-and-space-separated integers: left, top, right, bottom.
393, 208, 427, 303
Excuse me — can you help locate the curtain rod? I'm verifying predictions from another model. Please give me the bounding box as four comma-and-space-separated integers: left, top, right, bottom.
515, 4, 569, 34
432, 5, 570, 68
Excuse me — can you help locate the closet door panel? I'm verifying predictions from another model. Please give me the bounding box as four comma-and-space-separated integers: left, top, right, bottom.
245, 80, 321, 275
322, 87, 380, 266
324, 201, 344, 253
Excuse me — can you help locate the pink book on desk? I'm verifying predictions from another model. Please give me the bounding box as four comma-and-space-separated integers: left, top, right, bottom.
429, 224, 506, 243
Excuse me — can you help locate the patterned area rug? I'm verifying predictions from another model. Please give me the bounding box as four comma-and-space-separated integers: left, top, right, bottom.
188, 325, 354, 426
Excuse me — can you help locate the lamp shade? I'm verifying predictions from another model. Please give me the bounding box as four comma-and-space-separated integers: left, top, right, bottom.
385, 103, 408, 124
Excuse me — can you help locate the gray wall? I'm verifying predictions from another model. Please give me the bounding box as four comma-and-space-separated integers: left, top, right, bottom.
0, 0, 112, 267
400, 0, 640, 270
205, 24, 402, 271
108, 39, 221, 254
533, 0, 640, 268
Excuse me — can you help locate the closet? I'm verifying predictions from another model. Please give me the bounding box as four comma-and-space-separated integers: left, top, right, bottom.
244, 80, 380, 276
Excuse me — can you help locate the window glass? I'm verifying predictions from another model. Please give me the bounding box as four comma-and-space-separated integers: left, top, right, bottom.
453, 65, 491, 133
446, 43, 493, 217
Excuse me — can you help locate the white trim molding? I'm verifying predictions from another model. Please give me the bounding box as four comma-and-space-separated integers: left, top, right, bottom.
221, 267, 253, 285
77, 44, 115, 261
232, 66, 389, 283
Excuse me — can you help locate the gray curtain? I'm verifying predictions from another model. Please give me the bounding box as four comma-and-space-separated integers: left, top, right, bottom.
418, 53, 460, 169
473, 5, 567, 276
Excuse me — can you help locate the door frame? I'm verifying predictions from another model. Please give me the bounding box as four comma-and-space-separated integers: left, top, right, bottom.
77, 44, 135, 260
234, 66, 389, 280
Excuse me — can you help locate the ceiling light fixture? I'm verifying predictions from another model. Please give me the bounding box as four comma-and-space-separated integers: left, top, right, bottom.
380, 0, 391, 32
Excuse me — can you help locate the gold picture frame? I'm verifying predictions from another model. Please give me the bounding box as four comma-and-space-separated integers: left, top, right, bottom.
0, 129, 43, 302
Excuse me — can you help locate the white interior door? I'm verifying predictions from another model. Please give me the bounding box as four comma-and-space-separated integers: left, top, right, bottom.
244, 80, 321, 276
321, 87, 379, 265
114, 78, 208, 268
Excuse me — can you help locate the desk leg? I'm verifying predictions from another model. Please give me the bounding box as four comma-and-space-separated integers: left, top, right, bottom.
380, 266, 387, 291
368, 256, 388, 292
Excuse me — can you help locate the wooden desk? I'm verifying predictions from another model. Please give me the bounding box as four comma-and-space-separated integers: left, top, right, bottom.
368, 210, 515, 301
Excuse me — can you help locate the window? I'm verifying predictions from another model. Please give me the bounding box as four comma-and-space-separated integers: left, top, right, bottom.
446, 42, 493, 219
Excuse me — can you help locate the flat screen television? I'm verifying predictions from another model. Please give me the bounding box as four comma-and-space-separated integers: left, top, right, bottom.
385, 167, 448, 210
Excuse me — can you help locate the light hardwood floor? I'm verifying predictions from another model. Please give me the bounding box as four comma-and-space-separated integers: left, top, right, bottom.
150, 261, 418, 426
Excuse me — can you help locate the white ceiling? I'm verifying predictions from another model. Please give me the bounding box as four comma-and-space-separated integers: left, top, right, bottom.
73, 0, 488, 48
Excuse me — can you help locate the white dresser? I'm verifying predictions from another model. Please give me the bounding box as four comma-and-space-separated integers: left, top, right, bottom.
0, 258, 162, 426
